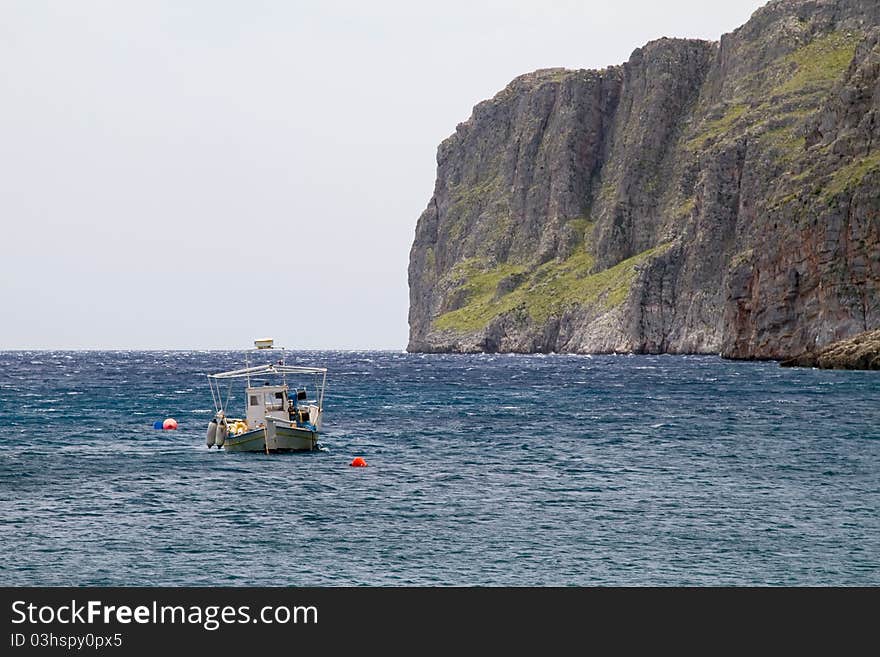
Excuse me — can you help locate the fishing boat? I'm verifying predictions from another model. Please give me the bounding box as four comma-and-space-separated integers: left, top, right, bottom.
205, 339, 327, 453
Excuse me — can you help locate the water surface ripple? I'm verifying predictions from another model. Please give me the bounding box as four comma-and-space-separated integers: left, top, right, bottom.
1, 351, 877, 585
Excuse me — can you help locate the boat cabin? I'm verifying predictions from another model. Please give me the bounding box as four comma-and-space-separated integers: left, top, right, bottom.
244, 383, 314, 428
245, 384, 290, 428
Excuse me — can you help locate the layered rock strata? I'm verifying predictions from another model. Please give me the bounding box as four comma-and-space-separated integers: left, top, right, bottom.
408, 0, 880, 364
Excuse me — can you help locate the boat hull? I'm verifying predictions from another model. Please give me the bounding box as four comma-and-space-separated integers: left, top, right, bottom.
222, 421, 318, 453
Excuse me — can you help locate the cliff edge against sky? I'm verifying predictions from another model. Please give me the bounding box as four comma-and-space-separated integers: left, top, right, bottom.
408, 0, 880, 360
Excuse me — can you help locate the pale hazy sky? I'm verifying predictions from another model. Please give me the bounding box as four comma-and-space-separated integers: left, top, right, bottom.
1, 0, 765, 349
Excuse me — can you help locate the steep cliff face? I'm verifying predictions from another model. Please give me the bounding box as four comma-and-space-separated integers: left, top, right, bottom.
780, 328, 880, 368
408, 0, 880, 358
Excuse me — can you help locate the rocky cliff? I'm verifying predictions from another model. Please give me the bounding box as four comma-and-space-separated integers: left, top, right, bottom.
780, 328, 880, 367
408, 0, 880, 359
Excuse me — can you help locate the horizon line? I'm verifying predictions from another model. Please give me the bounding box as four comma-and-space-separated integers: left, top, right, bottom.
0, 346, 409, 352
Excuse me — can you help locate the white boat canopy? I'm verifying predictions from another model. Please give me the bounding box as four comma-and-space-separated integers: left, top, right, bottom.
207, 362, 328, 418
208, 364, 327, 380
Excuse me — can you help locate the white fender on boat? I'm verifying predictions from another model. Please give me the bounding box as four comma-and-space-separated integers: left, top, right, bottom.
215, 422, 228, 448
206, 419, 217, 448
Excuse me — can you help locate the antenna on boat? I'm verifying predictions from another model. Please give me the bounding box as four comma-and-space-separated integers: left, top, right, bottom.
245, 349, 251, 388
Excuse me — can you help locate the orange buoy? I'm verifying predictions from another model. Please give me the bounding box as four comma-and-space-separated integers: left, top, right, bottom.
350, 457, 367, 467
162, 418, 178, 430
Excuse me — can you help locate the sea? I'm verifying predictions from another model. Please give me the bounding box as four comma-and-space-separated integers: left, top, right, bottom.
1, 350, 877, 586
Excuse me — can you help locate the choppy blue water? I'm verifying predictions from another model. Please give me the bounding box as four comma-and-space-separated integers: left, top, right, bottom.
1, 350, 878, 586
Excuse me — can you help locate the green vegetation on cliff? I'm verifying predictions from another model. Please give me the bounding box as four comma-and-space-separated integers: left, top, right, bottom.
686, 31, 861, 155
687, 104, 749, 149
777, 31, 861, 96
823, 151, 880, 199
434, 241, 668, 332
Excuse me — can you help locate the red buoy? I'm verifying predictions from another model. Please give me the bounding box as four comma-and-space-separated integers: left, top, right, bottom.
350, 457, 367, 467
163, 418, 178, 430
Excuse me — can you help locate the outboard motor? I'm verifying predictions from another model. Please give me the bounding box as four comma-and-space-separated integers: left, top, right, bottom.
206, 418, 217, 448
